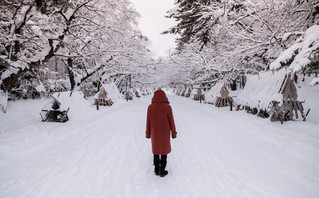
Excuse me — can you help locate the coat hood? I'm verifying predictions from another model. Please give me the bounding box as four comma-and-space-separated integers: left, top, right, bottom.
152, 90, 169, 103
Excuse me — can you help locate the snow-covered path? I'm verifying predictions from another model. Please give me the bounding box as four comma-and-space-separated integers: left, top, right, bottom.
1, 91, 319, 198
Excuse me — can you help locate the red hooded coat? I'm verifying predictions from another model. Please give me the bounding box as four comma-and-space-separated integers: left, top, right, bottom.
146, 90, 177, 155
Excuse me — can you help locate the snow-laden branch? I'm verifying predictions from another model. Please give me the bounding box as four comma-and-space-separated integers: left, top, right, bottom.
270, 25, 319, 73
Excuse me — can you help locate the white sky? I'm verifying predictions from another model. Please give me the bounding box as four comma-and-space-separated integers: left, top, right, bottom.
129, 0, 177, 58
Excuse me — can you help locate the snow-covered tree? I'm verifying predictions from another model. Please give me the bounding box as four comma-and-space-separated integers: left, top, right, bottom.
270, 25, 319, 85
165, 0, 319, 84
0, 0, 154, 98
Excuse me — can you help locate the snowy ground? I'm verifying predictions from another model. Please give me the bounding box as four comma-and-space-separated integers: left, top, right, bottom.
0, 91, 319, 198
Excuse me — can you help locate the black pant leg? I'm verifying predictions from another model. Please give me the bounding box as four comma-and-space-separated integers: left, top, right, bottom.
154, 155, 160, 162
160, 155, 167, 162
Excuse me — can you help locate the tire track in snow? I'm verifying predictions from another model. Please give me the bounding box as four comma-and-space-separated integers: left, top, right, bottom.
167, 93, 319, 198
47, 99, 150, 198
1, 100, 145, 197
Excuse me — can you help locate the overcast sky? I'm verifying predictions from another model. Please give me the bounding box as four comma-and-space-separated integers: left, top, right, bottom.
129, 0, 177, 58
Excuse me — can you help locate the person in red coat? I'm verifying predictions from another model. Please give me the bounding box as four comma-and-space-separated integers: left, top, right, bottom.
146, 89, 177, 177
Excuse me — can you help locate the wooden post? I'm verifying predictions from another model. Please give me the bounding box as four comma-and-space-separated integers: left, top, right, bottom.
289, 101, 293, 120
269, 101, 277, 121
280, 75, 289, 94
279, 74, 287, 93
303, 109, 311, 121
292, 101, 298, 119
306, 109, 311, 117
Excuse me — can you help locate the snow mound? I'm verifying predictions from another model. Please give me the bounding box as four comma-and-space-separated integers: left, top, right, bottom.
234, 69, 304, 110
50, 91, 94, 120
190, 88, 198, 96
93, 83, 123, 103
204, 82, 224, 103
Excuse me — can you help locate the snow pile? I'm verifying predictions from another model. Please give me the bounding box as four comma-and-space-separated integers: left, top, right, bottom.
103, 83, 123, 102
190, 88, 198, 96
92, 83, 123, 104
204, 82, 224, 103
270, 25, 319, 72
49, 91, 94, 121
234, 69, 297, 110
296, 75, 319, 123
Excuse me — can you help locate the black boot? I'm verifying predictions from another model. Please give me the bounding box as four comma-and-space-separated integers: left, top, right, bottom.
153, 156, 160, 176
159, 159, 168, 177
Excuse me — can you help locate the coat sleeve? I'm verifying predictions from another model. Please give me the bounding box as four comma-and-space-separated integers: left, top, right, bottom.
146, 106, 151, 138
168, 105, 177, 138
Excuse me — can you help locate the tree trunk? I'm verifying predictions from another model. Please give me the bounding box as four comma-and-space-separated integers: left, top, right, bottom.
67, 58, 76, 91
230, 79, 237, 91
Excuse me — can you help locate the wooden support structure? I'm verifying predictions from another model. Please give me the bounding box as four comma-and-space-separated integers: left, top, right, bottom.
124, 90, 134, 101
94, 88, 113, 109
270, 74, 306, 123
185, 87, 192, 98
215, 85, 234, 108
193, 88, 205, 103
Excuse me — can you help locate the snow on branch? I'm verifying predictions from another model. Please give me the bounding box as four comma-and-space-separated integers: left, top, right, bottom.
310, 78, 319, 86
270, 25, 319, 73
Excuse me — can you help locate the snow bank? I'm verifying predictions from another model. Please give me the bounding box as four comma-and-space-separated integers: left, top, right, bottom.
204, 82, 224, 103
48, 91, 94, 121
106, 83, 123, 101
99, 83, 123, 103
296, 75, 319, 123
234, 69, 300, 110
190, 88, 198, 96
